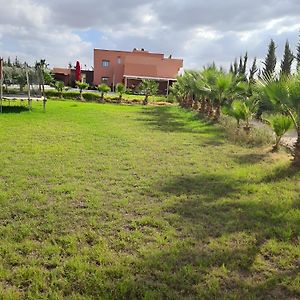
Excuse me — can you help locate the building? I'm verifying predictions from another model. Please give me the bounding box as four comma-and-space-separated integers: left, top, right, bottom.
53, 68, 94, 87
93, 48, 183, 94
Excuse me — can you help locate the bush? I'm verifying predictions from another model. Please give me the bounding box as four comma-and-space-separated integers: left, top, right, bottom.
45, 90, 60, 98
62, 91, 80, 100
219, 115, 273, 147
82, 92, 101, 102
166, 94, 176, 103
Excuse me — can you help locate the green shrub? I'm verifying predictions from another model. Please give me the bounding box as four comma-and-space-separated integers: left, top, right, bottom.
166, 94, 175, 103
219, 115, 273, 147
82, 92, 101, 102
63, 91, 80, 100
45, 90, 60, 98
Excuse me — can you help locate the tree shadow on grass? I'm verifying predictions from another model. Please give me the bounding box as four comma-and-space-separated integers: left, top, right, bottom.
0, 105, 29, 114
129, 172, 300, 298
231, 153, 269, 165
260, 163, 300, 183
137, 106, 222, 136
161, 173, 240, 202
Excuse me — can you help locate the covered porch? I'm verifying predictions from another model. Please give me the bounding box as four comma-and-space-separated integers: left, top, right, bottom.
123, 75, 176, 95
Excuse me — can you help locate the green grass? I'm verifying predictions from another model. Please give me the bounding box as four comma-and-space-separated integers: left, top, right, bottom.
0, 100, 299, 299
44, 89, 170, 103
108, 93, 169, 102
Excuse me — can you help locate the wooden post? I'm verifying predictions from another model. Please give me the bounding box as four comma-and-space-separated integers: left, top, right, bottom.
0, 58, 3, 113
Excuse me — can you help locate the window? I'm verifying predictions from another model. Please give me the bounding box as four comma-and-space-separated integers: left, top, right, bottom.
102, 60, 110, 68
102, 77, 109, 84
117, 57, 121, 64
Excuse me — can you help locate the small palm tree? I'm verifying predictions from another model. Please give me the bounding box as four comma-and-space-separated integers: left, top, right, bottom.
260, 74, 300, 166
264, 114, 292, 151
76, 81, 89, 101
53, 81, 65, 98
212, 72, 234, 121
222, 100, 245, 128
240, 98, 259, 133
139, 79, 159, 105
115, 83, 126, 103
97, 84, 110, 102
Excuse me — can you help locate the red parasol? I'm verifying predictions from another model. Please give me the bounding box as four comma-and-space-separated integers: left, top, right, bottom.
75, 61, 81, 81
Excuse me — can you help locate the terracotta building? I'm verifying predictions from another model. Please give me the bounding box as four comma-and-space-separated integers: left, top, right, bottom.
53, 68, 93, 87
93, 48, 183, 94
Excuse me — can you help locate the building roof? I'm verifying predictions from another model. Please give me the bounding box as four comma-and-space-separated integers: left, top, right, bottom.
53, 68, 71, 76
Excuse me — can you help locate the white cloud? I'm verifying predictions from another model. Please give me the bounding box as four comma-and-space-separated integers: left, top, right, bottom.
0, 0, 300, 70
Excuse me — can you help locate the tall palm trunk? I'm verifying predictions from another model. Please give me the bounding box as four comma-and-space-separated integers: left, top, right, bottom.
214, 103, 221, 121
272, 136, 281, 152
200, 98, 206, 113
193, 100, 199, 111
205, 98, 213, 117
188, 98, 193, 108
293, 131, 300, 167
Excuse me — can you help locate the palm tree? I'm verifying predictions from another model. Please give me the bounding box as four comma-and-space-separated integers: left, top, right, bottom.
174, 72, 194, 107
138, 79, 159, 105
222, 100, 245, 128
223, 97, 258, 133
97, 83, 110, 102
198, 67, 218, 117
53, 81, 65, 98
76, 81, 89, 101
261, 74, 300, 166
264, 114, 293, 151
169, 81, 184, 104
211, 72, 234, 121
115, 83, 126, 103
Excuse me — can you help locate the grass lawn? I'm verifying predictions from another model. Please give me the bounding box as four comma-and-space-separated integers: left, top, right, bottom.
106, 93, 169, 103
0, 100, 299, 299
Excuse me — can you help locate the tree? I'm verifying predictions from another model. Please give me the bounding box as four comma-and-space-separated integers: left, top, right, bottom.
296, 32, 300, 72
237, 98, 259, 133
97, 83, 110, 102
264, 114, 293, 151
233, 58, 238, 76
138, 79, 159, 105
211, 72, 234, 121
115, 83, 126, 102
35, 59, 49, 98
222, 100, 245, 128
242, 52, 248, 76
262, 39, 277, 79
261, 74, 300, 166
13, 65, 27, 92
76, 81, 89, 101
249, 58, 258, 84
53, 81, 65, 98
280, 40, 294, 77
238, 56, 243, 75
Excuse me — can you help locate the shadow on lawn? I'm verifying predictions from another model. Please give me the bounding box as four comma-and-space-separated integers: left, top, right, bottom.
260, 163, 300, 183
0, 105, 29, 113
138, 106, 222, 136
231, 153, 269, 165
130, 172, 300, 298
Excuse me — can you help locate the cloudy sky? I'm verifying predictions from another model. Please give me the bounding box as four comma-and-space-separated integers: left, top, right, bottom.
1, 0, 300, 71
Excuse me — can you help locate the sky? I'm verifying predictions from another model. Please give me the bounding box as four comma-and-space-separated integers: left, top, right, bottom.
0, 0, 300, 71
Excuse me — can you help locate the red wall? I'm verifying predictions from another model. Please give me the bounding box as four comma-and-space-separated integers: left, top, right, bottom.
93, 49, 183, 88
